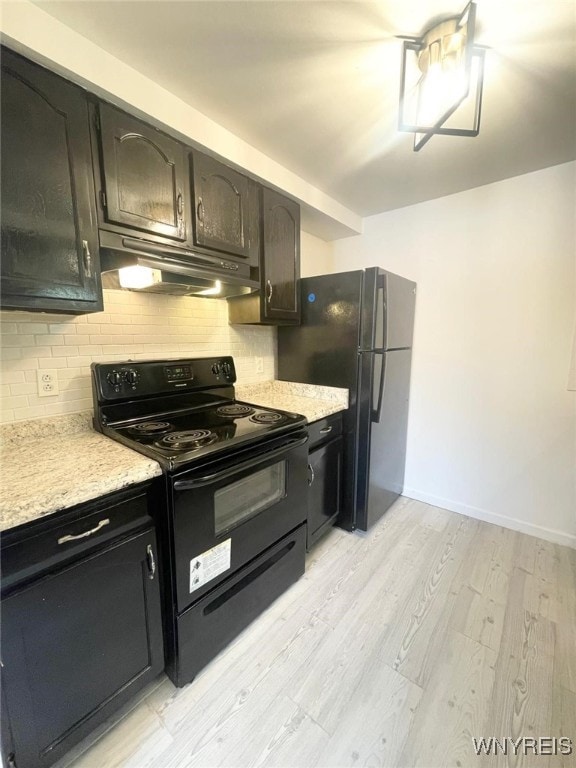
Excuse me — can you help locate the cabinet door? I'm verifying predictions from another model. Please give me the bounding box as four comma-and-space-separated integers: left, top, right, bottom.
308, 437, 343, 547
245, 179, 261, 266
1, 528, 164, 768
0, 48, 101, 313
97, 103, 187, 242
261, 187, 300, 322
192, 152, 254, 260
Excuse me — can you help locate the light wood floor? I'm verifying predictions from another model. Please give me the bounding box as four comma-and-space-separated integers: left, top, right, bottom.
58, 498, 576, 768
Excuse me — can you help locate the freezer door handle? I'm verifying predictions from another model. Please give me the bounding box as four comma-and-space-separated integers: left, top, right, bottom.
376, 272, 386, 351
371, 350, 386, 424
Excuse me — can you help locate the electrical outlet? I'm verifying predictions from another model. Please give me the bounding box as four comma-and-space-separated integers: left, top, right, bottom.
255, 357, 264, 374
37, 369, 59, 397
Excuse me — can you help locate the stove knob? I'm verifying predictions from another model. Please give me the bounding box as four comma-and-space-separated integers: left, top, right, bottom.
124, 369, 139, 389
107, 371, 122, 389
211, 363, 220, 376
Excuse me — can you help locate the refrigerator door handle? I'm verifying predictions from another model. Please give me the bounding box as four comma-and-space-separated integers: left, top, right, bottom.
371, 350, 386, 424
376, 272, 386, 351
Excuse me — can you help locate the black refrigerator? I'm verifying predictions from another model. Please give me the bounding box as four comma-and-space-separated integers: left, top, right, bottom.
277, 267, 416, 532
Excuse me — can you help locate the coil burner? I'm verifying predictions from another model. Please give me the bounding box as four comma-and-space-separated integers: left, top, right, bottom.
129, 421, 173, 436
250, 412, 286, 425
216, 404, 255, 418
155, 430, 218, 452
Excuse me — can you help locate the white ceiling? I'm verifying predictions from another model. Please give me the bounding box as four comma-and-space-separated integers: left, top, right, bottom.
32, 0, 576, 218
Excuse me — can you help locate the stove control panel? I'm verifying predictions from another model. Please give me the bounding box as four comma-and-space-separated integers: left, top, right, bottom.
164, 364, 193, 382
92, 357, 237, 402
211, 360, 233, 380
106, 368, 139, 392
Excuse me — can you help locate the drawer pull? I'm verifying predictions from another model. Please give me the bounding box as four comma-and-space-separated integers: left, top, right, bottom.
319, 426, 333, 434
57, 518, 110, 545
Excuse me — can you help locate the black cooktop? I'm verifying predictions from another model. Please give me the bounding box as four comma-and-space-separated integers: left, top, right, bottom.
109, 400, 303, 467
91, 357, 306, 470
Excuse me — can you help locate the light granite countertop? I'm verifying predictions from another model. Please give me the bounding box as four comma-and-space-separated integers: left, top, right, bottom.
0, 412, 162, 533
0, 381, 346, 533
235, 380, 348, 423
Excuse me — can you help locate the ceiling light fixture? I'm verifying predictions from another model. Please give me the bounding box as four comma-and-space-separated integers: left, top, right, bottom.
398, 1, 485, 151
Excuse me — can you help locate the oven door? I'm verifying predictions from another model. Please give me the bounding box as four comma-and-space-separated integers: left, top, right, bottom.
170, 429, 308, 613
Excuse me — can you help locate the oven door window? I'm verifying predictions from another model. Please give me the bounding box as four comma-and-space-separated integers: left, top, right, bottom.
214, 461, 286, 536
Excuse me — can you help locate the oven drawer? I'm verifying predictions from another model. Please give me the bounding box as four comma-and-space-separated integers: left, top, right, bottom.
170, 523, 306, 687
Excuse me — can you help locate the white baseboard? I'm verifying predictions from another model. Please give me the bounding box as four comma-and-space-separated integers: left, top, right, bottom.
402, 487, 576, 550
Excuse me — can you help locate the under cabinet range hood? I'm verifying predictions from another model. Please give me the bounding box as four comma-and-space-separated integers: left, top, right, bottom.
99, 231, 259, 299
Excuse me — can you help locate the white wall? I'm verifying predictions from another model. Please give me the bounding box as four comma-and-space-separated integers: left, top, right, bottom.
332, 162, 576, 547
0, 292, 276, 424
300, 231, 335, 277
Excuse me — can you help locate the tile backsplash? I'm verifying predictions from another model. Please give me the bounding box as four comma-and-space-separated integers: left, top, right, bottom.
0, 289, 276, 424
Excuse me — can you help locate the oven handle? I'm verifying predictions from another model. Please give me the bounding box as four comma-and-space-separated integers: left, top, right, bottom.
173, 435, 309, 490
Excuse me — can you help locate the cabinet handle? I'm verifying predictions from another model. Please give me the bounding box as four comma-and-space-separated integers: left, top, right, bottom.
319, 426, 333, 434
266, 280, 273, 304
197, 197, 204, 223
146, 544, 156, 580
58, 518, 110, 545
82, 240, 92, 278
177, 192, 183, 216
307, 463, 315, 486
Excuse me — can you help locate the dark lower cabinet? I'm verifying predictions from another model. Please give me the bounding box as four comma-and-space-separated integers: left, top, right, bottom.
0, 486, 164, 768
0, 47, 102, 314
307, 413, 344, 549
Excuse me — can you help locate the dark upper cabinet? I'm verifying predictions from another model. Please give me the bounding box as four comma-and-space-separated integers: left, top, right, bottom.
227, 187, 300, 325
261, 187, 300, 322
191, 151, 258, 264
95, 102, 188, 243
0, 48, 102, 314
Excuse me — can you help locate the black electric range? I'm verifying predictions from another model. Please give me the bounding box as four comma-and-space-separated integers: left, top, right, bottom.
91, 356, 309, 687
